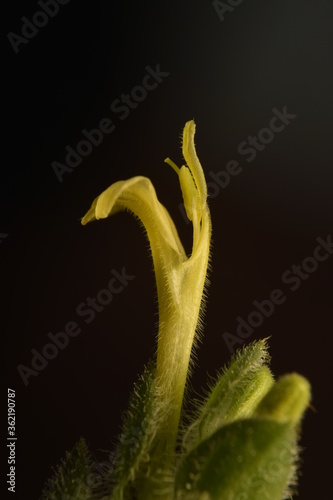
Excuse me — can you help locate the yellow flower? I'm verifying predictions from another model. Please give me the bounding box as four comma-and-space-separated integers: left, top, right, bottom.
81, 120, 211, 452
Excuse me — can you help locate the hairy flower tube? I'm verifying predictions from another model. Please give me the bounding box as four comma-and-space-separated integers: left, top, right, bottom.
81, 120, 211, 458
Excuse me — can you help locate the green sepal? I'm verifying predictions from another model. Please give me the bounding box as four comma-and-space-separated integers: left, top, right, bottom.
182, 339, 274, 453
175, 418, 298, 500
110, 360, 158, 499
40, 437, 94, 500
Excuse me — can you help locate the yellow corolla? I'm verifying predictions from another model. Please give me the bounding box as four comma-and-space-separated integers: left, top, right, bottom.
81, 120, 211, 452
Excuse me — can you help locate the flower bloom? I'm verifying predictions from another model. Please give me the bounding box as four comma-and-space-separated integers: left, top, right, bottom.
82, 120, 211, 451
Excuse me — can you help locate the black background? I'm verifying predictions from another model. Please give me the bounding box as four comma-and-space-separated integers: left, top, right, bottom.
2, 1, 333, 499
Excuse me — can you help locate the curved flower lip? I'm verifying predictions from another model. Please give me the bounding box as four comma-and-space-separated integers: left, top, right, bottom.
81, 175, 187, 265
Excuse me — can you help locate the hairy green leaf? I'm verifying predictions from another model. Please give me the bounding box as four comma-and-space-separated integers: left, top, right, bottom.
175, 419, 298, 500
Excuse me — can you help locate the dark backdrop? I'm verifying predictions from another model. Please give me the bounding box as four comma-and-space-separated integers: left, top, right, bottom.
2, 1, 333, 499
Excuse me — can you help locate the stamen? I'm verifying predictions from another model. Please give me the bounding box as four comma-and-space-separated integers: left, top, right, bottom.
164, 157, 180, 175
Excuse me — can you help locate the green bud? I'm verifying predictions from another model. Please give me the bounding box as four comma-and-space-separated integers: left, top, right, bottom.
254, 373, 311, 425
183, 339, 274, 453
